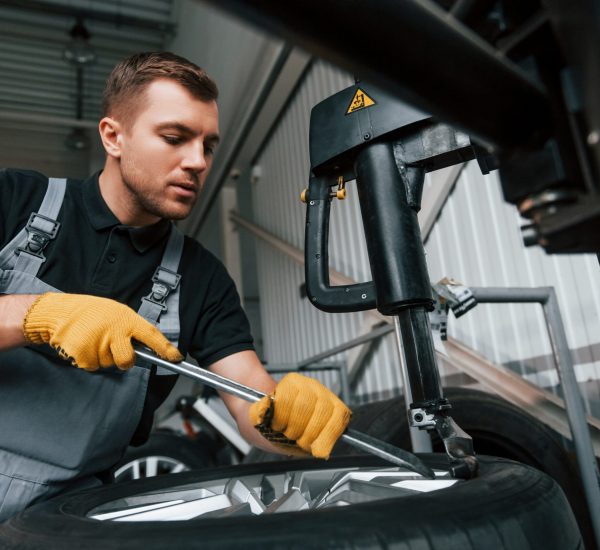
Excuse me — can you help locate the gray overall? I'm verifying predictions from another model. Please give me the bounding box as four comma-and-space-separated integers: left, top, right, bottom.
0, 178, 184, 521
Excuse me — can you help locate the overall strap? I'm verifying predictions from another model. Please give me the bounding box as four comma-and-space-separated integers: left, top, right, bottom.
0, 178, 66, 275
137, 225, 184, 376
138, 224, 184, 352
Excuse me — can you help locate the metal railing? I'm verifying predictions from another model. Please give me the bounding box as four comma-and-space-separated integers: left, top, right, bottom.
468, 287, 600, 538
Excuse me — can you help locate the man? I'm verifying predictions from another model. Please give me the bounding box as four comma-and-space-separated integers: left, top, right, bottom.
0, 52, 350, 520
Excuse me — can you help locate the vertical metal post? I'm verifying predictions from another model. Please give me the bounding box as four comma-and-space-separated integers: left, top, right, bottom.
542, 289, 600, 543
393, 316, 433, 453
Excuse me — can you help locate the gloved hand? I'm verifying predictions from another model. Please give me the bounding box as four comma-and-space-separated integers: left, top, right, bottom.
249, 373, 351, 459
23, 292, 182, 371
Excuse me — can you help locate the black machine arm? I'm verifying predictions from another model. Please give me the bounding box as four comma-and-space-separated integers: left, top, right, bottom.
305, 84, 483, 316
304, 174, 376, 312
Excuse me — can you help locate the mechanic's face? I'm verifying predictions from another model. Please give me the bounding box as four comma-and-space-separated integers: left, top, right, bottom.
118, 78, 219, 222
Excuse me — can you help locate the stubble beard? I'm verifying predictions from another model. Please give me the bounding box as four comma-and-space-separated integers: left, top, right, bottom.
120, 157, 195, 221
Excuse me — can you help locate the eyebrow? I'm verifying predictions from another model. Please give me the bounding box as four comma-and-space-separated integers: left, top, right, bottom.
155, 122, 220, 144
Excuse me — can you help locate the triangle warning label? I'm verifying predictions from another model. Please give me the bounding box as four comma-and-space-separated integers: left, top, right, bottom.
346, 88, 376, 114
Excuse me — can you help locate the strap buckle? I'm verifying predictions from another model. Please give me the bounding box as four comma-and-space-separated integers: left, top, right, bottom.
142, 266, 181, 311
16, 213, 61, 260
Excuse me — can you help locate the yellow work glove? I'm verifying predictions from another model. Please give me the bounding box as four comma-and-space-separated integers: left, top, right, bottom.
249, 373, 351, 459
23, 292, 182, 371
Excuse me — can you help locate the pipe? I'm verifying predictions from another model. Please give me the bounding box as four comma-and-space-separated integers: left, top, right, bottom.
296, 323, 394, 367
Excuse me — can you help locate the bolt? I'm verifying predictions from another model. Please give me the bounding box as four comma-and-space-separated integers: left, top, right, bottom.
345, 287, 350, 292
361, 293, 367, 299
414, 413, 424, 423
315, 253, 320, 259
588, 131, 600, 145
363, 133, 371, 140
309, 200, 315, 206
311, 297, 317, 302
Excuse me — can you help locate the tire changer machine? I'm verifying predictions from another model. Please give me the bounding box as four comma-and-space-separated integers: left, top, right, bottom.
303, 82, 500, 479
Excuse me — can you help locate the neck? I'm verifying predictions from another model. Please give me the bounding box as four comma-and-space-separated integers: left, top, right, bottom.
99, 159, 160, 227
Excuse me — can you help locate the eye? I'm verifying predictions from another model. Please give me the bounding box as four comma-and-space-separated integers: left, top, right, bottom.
205, 143, 217, 156
162, 135, 182, 145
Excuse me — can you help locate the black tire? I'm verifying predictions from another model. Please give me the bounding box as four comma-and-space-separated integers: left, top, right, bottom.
247, 387, 593, 547
112, 431, 214, 482
0, 455, 582, 549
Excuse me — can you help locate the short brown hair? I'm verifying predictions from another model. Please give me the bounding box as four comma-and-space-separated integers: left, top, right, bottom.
102, 51, 218, 124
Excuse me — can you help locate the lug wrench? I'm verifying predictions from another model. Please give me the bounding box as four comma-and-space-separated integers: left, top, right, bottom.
134, 347, 435, 478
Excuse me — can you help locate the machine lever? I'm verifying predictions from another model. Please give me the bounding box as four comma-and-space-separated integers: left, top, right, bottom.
134, 346, 435, 479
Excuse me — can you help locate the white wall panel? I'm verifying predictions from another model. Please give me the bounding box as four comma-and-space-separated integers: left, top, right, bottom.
425, 162, 600, 415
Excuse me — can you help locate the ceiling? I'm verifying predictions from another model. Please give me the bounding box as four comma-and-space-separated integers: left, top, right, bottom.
0, 0, 176, 177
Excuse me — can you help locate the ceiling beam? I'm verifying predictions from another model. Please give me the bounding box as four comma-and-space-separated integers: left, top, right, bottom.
0, 0, 176, 33
183, 45, 312, 236
0, 110, 97, 129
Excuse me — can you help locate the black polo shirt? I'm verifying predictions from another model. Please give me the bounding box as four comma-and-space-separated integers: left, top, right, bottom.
0, 168, 254, 443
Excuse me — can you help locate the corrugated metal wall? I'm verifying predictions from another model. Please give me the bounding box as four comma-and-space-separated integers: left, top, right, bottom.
425, 162, 600, 416
249, 60, 600, 417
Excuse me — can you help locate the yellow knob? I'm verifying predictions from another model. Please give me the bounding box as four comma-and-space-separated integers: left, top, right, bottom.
336, 188, 347, 200
300, 189, 308, 203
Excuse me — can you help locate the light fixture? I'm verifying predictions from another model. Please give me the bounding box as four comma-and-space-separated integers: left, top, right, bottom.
64, 127, 90, 151
63, 19, 96, 66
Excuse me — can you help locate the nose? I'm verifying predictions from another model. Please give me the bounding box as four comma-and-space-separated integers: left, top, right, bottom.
181, 143, 208, 173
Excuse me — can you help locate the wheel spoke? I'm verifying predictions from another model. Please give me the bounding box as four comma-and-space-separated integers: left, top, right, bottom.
171, 463, 187, 474
113, 456, 191, 483
265, 488, 310, 513
90, 465, 458, 521
145, 457, 159, 478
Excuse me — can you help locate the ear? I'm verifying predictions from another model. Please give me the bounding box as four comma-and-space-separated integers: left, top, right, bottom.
98, 117, 123, 159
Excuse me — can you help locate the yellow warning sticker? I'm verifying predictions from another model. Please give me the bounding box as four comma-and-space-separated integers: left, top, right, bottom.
346, 88, 376, 114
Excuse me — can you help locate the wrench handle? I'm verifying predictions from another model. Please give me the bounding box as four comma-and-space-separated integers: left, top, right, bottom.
134, 347, 435, 477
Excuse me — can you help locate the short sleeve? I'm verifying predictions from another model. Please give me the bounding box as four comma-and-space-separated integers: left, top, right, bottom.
188, 260, 255, 368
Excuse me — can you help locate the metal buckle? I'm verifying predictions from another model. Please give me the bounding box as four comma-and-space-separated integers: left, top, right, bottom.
151, 266, 181, 289
16, 213, 61, 259
142, 267, 181, 311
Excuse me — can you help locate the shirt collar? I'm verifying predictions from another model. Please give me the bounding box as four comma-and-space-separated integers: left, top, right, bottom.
126, 220, 172, 253
82, 171, 120, 230
82, 171, 172, 253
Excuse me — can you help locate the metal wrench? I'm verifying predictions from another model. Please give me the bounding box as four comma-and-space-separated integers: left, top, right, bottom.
134, 347, 435, 478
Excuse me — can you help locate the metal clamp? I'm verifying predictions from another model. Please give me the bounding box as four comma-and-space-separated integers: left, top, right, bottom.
410, 407, 437, 428
141, 266, 181, 311
16, 212, 61, 260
